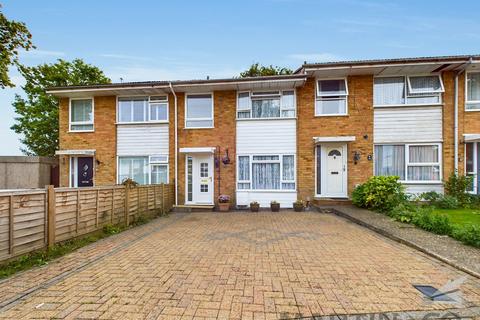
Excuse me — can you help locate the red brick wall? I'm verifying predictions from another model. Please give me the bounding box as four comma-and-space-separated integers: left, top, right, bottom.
296, 76, 374, 200
58, 96, 117, 187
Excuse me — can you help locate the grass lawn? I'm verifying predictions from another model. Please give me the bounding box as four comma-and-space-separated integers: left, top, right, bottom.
433, 208, 480, 228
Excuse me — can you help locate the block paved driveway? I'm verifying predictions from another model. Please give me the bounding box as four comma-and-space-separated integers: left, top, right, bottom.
0, 211, 480, 319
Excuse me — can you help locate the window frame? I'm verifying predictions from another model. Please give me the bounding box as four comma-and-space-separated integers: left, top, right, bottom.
374, 143, 442, 184
236, 154, 296, 191
465, 72, 480, 112
116, 154, 169, 185
69, 98, 94, 132
373, 75, 444, 107
116, 95, 169, 124
148, 95, 169, 123
184, 92, 214, 129
315, 78, 348, 117
236, 90, 296, 120
406, 75, 444, 95
465, 142, 478, 194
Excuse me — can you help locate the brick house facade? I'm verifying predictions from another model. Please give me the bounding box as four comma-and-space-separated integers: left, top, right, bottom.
49, 55, 480, 208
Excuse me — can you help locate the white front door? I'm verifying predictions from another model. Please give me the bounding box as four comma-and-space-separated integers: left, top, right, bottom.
317, 144, 347, 197
186, 154, 214, 204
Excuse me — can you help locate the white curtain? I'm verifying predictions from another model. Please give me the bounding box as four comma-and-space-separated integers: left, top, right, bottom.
151, 165, 167, 184
409, 145, 438, 163
375, 145, 405, 179
71, 99, 92, 122
238, 156, 250, 180
408, 76, 441, 93
374, 77, 405, 105
467, 73, 480, 101
252, 99, 280, 118
407, 166, 440, 181
118, 157, 148, 184
282, 155, 294, 180
252, 163, 280, 190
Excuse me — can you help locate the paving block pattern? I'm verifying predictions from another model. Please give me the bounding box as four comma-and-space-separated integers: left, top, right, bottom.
0, 211, 479, 319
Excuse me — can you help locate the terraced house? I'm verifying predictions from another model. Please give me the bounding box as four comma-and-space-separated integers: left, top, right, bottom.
47, 55, 480, 208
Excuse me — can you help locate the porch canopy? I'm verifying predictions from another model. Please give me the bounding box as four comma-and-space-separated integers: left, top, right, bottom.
179, 147, 216, 154
313, 136, 356, 144
464, 134, 480, 142
55, 149, 95, 156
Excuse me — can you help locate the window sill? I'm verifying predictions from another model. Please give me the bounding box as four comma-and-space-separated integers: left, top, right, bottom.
465, 108, 480, 112
236, 190, 296, 193
183, 127, 214, 130
116, 121, 168, 125
236, 117, 296, 121
400, 181, 443, 185
68, 130, 95, 133
374, 103, 444, 108
314, 114, 348, 117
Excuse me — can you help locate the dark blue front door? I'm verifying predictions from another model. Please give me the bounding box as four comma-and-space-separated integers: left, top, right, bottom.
77, 157, 93, 187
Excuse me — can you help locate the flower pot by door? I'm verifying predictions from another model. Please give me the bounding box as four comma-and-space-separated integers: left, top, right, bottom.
218, 202, 230, 212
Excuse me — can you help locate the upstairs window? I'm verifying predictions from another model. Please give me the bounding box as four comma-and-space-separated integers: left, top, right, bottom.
237, 90, 296, 119
70, 98, 94, 131
315, 79, 348, 115
466, 72, 480, 110
149, 96, 168, 122
185, 94, 213, 128
374, 75, 443, 106
118, 97, 148, 122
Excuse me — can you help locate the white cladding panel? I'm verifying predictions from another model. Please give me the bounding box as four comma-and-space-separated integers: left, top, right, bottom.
236, 191, 297, 208
404, 183, 444, 195
117, 124, 169, 156
236, 120, 296, 154
374, 106, 443, 143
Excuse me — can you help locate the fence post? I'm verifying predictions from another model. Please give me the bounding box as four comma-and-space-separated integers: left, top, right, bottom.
47, 185, 56, 248
161, 184, 165, 215
95, 189, 100, 228
9, 195, 13, 254
76, 190, 80, 234
111, 188, 115, 224
153, 185, 157, 214
124, 186, 130, 227
137, 187, 140, 219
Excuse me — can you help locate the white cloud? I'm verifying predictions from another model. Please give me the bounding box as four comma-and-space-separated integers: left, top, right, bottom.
287, 53, 343, 63
20, 49, 65, 57
99, 54, 154, 62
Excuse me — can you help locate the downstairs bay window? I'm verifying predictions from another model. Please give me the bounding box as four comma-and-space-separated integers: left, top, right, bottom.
374, 144, 441, 182
237, 155, 295, 190
118, 155, 168, 185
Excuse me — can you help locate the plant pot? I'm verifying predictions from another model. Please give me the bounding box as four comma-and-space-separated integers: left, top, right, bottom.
270, 203, 280, 212
218, 202, 230, 212
293, 203, 304, 212
250, 204, 260, 212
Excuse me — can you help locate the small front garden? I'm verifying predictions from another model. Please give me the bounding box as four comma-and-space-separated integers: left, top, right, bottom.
352, 175, 480, 248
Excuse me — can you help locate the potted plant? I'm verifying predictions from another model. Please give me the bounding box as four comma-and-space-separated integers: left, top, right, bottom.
270, 201, 280, 212
218, 195, 231, 212
250, 201, 260, 212
293, 200, 304, 212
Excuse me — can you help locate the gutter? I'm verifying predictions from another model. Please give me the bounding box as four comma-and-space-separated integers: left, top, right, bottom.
453, 57, 473, 172
169, 82, 178, 205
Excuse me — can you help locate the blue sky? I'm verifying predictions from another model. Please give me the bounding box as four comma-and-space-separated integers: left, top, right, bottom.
1, 0, 480, 155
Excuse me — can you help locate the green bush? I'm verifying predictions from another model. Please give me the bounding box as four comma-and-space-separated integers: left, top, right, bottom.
389, 202, 417, 223
453, 225, 480, 247
435, 195, 459, 209
352, 176, 406, 212
411, 209, 453, 235
419, 191, 442, 203
444, 174, 473, 206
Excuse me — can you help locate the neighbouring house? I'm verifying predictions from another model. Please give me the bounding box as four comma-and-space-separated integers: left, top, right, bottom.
0, 156, 58, 189
47, 55, 480, 208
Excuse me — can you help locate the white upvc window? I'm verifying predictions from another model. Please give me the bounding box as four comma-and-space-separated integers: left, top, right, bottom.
465, 142, 478, 193
466, 72, 480, 111
149, 96, 169, 122
117, 154, 169, 185
237, 90, 296, 119
185, 93, 214, 128
237, 154, 296, 191
374, 143, 442, 183
315, 78, 348, 116
69, 98, 94, 131
150, 154, 169, 184
374, 75, 443, 107
118, 97, 148, 123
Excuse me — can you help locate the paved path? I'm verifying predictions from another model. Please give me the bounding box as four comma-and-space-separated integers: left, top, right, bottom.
0, 211, 479, 319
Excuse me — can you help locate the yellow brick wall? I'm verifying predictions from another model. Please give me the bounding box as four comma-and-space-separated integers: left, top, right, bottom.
176, 91, 237, 205
296, 76, 374, 200
58, 96, 117, 187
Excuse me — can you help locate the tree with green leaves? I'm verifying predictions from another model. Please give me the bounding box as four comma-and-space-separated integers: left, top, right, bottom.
11, 59, 111, 156
239, 63, 293, 78
0, 4, 34, 88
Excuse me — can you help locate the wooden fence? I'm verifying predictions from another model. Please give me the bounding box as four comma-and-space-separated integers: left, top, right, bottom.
0, 184, 175, 263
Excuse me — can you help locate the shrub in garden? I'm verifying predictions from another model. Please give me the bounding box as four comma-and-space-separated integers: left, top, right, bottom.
411, 209, 453, 235
444, 174, 473, 206
419, 191, 442, 204
453, 225, 480, 247
434, 195, 459, 209
352, 176, 406, 212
